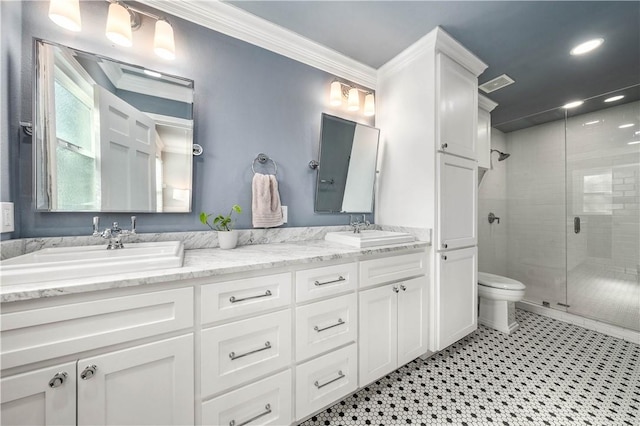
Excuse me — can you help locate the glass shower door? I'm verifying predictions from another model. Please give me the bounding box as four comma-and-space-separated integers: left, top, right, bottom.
565, 98, 640, 331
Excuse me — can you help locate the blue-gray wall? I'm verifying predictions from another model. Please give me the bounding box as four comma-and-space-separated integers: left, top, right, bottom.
3, 1, 374, 238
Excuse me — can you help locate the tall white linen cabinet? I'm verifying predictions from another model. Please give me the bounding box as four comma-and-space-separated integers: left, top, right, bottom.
375, 26, 488, 352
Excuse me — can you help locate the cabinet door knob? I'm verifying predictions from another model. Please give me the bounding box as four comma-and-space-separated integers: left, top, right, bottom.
400, 285, 407, 291
80, 365, 97, 380
442, 255, 448, 261
441, 143, 448, 150
392, 286, 400, 293
48, 371, 68, 388
442, 243, 448, 249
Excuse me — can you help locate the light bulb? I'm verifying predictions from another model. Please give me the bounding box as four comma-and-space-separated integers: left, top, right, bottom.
347, 87, 359, 111
154, 19, 175, 60
363, 93, 375, 116
106, 2, 133, 47
330, 81, 342, 106
49, 0, 81, 32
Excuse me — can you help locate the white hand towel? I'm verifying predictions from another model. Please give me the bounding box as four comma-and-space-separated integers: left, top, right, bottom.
252, 173, 284, 228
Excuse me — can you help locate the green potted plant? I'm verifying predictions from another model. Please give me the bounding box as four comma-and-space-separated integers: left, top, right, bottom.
199, 204, 242, 249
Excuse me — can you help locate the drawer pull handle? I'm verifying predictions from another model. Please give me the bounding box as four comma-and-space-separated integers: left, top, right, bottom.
229, 341, 271, 360
314, 318, 345, 332
80, 365, 97, 380
315, 370, 345, 389
48, 371, 68, 388
314, 276, 345, 286
229, 403, 271, 426
229, 290, 272, 303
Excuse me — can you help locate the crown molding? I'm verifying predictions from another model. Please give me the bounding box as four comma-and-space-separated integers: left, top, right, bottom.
137, 0, 377, 89
478, 94, 498, 112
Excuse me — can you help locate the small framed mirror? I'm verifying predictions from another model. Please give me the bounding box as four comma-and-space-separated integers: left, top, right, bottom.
33, 39, 195, 212
314, 113, 380, 213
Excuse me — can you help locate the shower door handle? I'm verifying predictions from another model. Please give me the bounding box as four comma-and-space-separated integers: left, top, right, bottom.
574, 217, 581, 234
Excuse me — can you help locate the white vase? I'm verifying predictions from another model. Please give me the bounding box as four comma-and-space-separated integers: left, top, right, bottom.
218, 230, 238, 249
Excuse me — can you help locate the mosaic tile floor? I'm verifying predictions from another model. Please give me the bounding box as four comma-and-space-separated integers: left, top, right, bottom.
300, 310, 640, 425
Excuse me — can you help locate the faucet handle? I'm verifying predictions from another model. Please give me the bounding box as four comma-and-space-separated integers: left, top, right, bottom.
92, 216, 100, 236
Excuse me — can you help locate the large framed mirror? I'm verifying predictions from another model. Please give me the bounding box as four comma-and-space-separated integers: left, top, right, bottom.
314, 113, 380, 213
34, 39, 195, 212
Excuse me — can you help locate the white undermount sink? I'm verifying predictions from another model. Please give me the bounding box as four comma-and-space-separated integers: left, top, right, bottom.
325, 230, 415, 248
1, 241, 184, 286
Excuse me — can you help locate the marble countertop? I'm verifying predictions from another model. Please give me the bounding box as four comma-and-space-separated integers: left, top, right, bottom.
1, 239, 428, 303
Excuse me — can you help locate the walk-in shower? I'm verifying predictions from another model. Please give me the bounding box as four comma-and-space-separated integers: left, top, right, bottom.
480, 89, 640, 333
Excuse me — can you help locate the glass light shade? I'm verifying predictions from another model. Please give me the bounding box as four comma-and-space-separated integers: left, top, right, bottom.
154, 20, 176, 60
347, 87, 359, 111
106, 2, 133, 47
330, 81, 342, 106
49, 0, 81, 32
363, 93, 375, 116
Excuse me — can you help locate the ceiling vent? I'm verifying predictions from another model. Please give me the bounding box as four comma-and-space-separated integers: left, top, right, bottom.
479, 74, 515, 93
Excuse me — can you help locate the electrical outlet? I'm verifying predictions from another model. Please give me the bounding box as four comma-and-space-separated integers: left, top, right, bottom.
281, 206, 288, 223
0, 202, 15, 233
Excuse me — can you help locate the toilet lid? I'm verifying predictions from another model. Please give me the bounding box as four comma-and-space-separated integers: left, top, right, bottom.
478, 272, 526, 290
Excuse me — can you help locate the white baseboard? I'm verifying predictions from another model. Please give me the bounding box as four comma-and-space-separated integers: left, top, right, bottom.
516, 301, 640, 345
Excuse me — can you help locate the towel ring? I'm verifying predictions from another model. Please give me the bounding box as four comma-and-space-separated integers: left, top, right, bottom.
252, 153, 278, 175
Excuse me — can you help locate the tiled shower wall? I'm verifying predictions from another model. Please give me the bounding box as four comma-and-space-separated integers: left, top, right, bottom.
477, 129, 508, 276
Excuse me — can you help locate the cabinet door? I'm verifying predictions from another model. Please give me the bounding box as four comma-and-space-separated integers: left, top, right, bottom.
437, 154, 477, 250
77, 334, 194, 426
437, 53, 478, 160
359, 284, 397, 386
397, 276, 428, 366
433, 247, 477, 351
1, 362, 76, 426
477, 107, 491, 169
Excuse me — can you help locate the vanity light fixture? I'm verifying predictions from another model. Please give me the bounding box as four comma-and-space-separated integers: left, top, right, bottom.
328, 80, 375, 115
563, 100, 584, 109
570, 38, 604, 56
619, 123, 635, 129
49, 0, 176, 60
604, 95, 624, 103
48, 0, 82, 32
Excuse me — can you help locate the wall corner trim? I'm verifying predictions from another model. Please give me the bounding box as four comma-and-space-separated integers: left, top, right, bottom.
137, 0, 378, 89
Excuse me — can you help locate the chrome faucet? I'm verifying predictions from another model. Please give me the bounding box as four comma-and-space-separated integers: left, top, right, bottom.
93, 216, 137, 249
349, 214, 371, 234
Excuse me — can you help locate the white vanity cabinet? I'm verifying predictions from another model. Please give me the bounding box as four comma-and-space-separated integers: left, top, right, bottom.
358, 253, 428, 386
1, 362, 76, 426
437, 53, 478, 160
0, 287, 195, 426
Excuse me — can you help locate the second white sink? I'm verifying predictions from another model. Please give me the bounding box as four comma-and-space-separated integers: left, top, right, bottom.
1, 241, 184, 286
325, 230, 415, 248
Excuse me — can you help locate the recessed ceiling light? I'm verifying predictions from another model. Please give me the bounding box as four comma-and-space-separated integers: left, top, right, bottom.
584, 120, 600, 125
619, 123, 635, 129
143, 69, 162, 78
627, 141, 640, 145
570, 38, 604, 55
604, 95, 624, 103
563, 100, 584, 109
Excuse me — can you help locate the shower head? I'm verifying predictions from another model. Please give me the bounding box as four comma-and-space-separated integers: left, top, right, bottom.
491, 149, 510, 161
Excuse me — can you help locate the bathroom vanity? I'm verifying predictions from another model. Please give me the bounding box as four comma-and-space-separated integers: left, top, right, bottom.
0, 239, 428, 426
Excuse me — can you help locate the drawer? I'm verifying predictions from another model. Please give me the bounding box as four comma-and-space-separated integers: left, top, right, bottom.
295, 262, 357, 303
201, 310, 291, 397
359, 252, 427, 289
295, 294, 357, 361
1, 287, 193, 369
295, 343, 358, 421
201, 273, 291, 324
202, 370, 292, 426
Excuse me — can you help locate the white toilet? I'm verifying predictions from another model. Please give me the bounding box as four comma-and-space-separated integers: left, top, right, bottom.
478, 272, 526, 334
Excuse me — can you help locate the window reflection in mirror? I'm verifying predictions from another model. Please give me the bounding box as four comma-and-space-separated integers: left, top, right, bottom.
314, 113, 379, 213
34, 39, 194, 212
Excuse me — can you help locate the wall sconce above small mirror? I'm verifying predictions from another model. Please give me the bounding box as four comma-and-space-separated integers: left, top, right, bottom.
34, 39, 194, 212
314, 113, 380, 213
